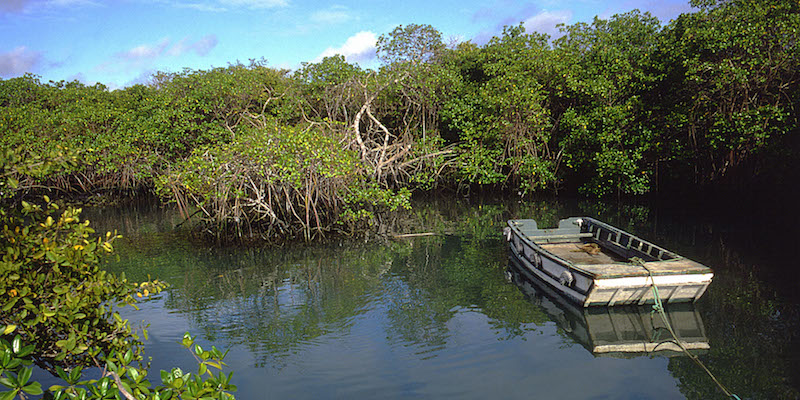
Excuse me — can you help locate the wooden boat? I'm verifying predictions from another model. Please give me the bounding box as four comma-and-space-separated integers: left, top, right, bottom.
506, 257, 710, 356
503, 217, 713, 307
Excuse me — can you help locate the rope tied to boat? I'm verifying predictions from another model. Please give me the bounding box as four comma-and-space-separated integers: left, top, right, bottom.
629, 257, 741, 400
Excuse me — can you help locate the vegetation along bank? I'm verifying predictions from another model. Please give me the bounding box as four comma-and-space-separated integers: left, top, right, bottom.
2, 0, 798, 242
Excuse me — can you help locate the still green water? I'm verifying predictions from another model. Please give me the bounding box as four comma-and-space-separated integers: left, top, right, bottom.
81, 197, 798, 399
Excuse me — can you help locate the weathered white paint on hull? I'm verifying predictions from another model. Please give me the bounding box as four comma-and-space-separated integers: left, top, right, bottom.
506, 217, 714, 307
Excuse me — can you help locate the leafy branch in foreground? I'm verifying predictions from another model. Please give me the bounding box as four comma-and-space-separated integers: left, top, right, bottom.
0, 327, 236, 400
0, 197, 167, 374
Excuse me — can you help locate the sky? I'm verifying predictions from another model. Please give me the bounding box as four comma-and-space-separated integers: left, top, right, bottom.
0, 0, 694, 89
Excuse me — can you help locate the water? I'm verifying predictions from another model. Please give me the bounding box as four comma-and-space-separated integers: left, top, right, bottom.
72, 197, 799, 399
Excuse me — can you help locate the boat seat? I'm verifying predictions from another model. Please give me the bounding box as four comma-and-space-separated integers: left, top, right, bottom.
528, 232, 593, 243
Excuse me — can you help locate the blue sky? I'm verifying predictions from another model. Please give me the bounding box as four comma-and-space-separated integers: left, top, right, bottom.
0, 0, 694, 88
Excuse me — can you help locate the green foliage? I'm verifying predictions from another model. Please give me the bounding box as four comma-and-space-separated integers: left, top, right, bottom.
340, 182, 411, 225
0, 62, 291, 194
553, 11, 661, 195
376, 24, 445, 66
0, 326, 42, 400
0, 327, 236, 400
0, 197, 167, 372
439, 25, 557, 192
0, 146, 79, 199
656, 0, 800, 184
158, 122, 373, 240
292, 56, 366, 122
2, 1, 799, 206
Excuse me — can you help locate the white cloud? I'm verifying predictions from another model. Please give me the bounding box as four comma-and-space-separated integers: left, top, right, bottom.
318, 31, 377, 64
0, 46, 43, 77
192, 35, 218, 56
522, 10, 572, 39
310, 5, 352, 25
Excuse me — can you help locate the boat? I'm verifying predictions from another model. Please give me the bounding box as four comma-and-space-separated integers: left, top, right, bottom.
503, 217, 713, 307
506, 257, 710, 356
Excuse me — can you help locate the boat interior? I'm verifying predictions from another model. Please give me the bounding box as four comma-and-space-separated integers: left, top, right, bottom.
539, 242, 627, 265
524, 217, 676, 264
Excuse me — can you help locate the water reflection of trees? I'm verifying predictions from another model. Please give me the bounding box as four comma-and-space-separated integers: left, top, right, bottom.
668, 238, 800, 400
95, 196, 800, 397
96, 198, 635, 353
99, 198, 568, 367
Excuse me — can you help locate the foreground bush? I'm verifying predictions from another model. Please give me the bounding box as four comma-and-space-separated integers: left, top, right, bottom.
1, 148, 236, 399
0, 198, 168, 373
0, 327, 236, 400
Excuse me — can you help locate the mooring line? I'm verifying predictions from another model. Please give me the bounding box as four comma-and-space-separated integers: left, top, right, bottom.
630, 257, 741, 400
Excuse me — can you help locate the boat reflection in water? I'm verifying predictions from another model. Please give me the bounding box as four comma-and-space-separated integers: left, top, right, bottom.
507, 252, 710, 357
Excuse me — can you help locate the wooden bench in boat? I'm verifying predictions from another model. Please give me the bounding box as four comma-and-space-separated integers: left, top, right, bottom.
528, 232, 593, 243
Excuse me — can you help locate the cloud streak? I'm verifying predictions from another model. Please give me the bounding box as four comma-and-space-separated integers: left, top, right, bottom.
218, 0, 287, 8
169, 35, 218, 57
0, 47, 43, 77
122, 35, 218, 60
166, 0, 288, 13
97, 35, 219, 73
310, 5, 352, 25
173, 2, 227, 12
120, 39, 171, 61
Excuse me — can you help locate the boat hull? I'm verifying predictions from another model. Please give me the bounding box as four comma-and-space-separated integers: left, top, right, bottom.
506, 256, 710, 356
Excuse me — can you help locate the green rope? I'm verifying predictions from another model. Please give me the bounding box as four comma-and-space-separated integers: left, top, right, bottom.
630, 257, 740, 400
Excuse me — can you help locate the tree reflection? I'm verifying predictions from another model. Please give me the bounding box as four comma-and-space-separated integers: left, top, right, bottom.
668, 238, 800, 399
94, 196, 800, 398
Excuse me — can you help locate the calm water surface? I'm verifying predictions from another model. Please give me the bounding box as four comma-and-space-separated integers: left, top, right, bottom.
79, 197, 799, 399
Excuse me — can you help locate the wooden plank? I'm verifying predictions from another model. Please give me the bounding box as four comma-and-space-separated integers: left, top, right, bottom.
528, 232, 593, 242
540, 243, 624, 265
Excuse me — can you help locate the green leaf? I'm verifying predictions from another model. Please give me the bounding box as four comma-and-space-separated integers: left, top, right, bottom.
16, 345, 34, 358
11, 336, 20, 354
0, 390, 18, 400
18, 367, 31, 385
1, 299, 18, 312
0, 377, 14, 389
56, 367, 69, 381
21, 382, 42, 395
65, 336, 76, 351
